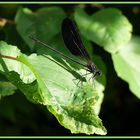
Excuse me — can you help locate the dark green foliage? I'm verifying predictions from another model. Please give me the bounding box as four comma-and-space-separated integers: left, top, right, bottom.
0, 4, 140, 136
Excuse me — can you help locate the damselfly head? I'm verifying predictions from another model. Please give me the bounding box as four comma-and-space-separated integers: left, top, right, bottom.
87, 61, 96, 72
95, 69, 102, 76
86, 61, 101, 78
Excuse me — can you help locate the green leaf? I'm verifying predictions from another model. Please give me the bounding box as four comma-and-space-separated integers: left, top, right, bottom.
0, 41, 107, 135
40, 34, 106, 115
0, 41, 36, 84
39, 35, 106, 115
47, 83, 106, 135
0, 81, 17, 98
0, 73, 16, 98
15, 7, 66, 51
0, 41, 41, 104
41, 34, 107, 87
74, 7, 132, 53
112, 36, 140, 99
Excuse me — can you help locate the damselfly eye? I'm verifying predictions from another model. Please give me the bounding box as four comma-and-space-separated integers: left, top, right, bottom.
96, 70, 102, 76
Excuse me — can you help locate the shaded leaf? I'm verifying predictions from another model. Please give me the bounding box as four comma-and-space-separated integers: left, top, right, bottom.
15, 7, 66, 51
0, 81, 16, 98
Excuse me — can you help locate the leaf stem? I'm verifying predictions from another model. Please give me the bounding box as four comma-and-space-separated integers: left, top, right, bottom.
0, 54, 17, 60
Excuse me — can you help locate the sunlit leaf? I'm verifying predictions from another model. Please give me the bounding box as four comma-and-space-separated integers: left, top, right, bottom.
0, 41, 107, 135
112, 36, 140, 99
74, 8, 132, 53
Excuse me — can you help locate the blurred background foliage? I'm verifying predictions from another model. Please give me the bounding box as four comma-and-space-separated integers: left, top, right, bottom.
0, 3, 140, 136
